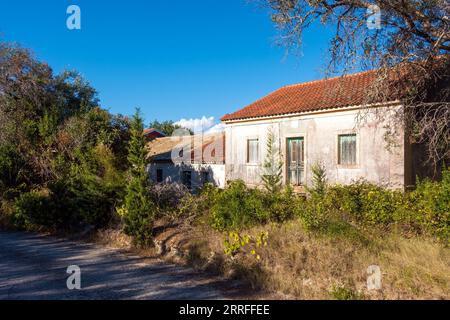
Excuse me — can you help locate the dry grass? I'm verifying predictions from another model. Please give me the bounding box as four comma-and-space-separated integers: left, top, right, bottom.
90, 228, 134, 249
156, 218, 450, 300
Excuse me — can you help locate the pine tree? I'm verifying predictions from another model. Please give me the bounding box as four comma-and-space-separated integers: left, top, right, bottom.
262, 127, 283, 193
122, 109, 156, 247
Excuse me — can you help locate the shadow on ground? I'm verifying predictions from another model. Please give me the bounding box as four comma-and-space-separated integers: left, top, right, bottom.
0, 231, 251, 300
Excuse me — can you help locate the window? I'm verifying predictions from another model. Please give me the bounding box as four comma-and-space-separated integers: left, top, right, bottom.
247, 139, 259, 163
201, 171, 209, 185
182, 171, 192, 188
338, 134, 357, 165
156, 169, 163, 183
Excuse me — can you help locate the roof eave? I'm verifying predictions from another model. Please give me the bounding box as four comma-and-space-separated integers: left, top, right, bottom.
221, 100, 402, 124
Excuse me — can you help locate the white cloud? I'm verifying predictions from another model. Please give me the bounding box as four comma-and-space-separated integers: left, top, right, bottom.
175, 116, 216, 133
206, 123, 226, 134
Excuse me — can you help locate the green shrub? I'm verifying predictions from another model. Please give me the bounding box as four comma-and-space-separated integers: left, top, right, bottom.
122, 109, 157, 246
309, 162, 327, 196
12, 190, 51, 229
326, 182, 402, 225
265, 185, 297, 223
121, 177, 156, 247
223, 231, 268, 260
211, 180, 269, 231
0, 144, 26, 194
261, 127, 283, 194
330, 284, 364, 300
360, 188, 403, 225
408, 168, 450, 242
296, 192, 333, 230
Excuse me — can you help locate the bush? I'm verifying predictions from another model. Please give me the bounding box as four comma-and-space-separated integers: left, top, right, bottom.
330, 284, 364, 300
265, 185, 297, 223
12, 190, 52, 229
408, 168, 450, 242
149, 182, 190, 216
0, 144, 26, 194
211, 180, 269, 231
325, 182, 402, 225
296, 192, 333, 230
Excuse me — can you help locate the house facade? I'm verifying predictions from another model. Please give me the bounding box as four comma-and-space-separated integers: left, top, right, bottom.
221, 71, 415, 190
146, 133, 226, 189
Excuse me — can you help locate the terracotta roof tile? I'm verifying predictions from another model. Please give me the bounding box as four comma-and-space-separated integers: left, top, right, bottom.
221, 70, 380, 122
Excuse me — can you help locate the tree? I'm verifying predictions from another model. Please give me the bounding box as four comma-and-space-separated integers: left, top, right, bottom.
0, 42, 102, 184
122, 109, 156, 246
148, 119, 180, 136
263, 0, 450, 168
310, 162, 327, 196
262, 127, 283, 193
0, 42, 128, 230
148, 119, 194, 136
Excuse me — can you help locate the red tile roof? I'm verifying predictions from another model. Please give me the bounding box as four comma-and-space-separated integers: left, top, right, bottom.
147, 133, 225, 164
221, 70, 385, 122
143, 128, 166, 139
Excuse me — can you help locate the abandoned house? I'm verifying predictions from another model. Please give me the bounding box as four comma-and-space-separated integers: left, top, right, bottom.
146, 133, 226, 189
221, 70, 418, 190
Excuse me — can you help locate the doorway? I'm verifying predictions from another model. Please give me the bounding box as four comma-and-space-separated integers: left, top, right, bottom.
287, 138, 305, 186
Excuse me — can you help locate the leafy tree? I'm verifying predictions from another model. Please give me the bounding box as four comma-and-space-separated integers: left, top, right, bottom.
148, 119, 181, 136
0, 42, 129, 230
148, 119, 193, 136
122, 109, 156, 246
0, 42, 103, 185
262, 127, 283, 193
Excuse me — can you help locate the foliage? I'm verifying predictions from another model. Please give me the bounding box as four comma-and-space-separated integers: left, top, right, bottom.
261, 127, 283, 193
122, 109, 157, 247
149, 183, 190, 216
211, 180, 269, 231
309, 162, 327, 196
330, 284, 364, 300
408, 168, 450, 242
0, 43, 129, 231
12, 190, 51, 229
295, 167, 450, 242
265, 185, 297, 223
11, 144, 125, 230
148, 119, 192, 136
223, 231, 268, 260
296, 192, 332, 230
0, 144, 26, 194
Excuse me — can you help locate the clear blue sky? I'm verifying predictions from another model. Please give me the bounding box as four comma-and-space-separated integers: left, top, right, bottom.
0, 0, 334, 125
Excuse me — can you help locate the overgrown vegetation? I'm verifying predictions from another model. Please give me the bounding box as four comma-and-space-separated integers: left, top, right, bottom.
1, 41, 448, 299
120, 110, 156, 247
0, 43, 131, 232
0, 43, 157, 243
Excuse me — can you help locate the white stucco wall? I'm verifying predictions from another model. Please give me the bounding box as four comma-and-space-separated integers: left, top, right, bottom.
148, 162, 226, 189
224, 105, 406, 189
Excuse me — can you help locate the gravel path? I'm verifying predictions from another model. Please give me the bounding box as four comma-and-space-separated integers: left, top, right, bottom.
0, 231, 229, 300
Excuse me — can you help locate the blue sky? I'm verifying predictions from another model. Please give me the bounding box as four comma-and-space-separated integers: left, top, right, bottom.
0, 0, 334, 127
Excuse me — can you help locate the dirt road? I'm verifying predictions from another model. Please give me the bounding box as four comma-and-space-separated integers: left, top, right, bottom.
0, 231, 234, 300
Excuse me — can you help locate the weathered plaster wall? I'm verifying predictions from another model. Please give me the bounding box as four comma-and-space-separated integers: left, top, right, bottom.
225, 106, 406, 189
148, 162, 226, 189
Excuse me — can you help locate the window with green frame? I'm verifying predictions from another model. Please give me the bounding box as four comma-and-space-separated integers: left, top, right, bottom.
338, 134, 357, 165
